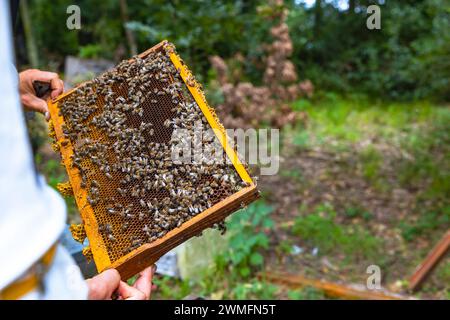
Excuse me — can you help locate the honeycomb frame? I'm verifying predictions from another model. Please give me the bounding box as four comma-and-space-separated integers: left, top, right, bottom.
47, 41, 259, 280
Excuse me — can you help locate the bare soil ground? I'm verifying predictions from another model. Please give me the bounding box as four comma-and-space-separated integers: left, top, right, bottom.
259, 137, 449, 299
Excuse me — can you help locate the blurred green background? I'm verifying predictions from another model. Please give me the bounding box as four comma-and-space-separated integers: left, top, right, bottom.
17, 0, 449, 299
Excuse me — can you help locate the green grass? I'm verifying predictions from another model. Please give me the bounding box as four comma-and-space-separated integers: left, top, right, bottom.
289, 93, 443, 149
437, 261, 450, 287
289, 94, 449, 240
292, 203, 382, 261
279, 168, 304, 183
397, 108, 450, 200
231, 280, 279, 300
358, 146, 385, 190
344, 206, 374, 221
399, 209, 450, 242
152, 275, 192, 300
287, 287, 326, 300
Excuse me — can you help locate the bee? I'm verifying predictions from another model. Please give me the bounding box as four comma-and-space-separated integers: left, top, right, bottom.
87, 196, 98, 206
117, 188, 127, 196
98, 223, 112, 234
131, 239, 142, 247
157, 231, 166, 238
143, 224, 151, 235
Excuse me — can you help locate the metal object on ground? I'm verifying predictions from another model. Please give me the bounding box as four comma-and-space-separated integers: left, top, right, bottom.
48, 41, 258, 280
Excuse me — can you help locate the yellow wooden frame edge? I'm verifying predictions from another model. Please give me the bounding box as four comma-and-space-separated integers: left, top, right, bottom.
47, 99, 112, 271
167, 48, 253, 185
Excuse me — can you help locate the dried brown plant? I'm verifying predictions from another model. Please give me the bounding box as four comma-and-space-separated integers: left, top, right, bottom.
210, 0, 313, 129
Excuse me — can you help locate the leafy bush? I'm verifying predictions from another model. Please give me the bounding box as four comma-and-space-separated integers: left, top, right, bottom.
217, 201, 274, 278
152, 275, 192, 300
78, 44, 103, 59
25, 1, 449, 100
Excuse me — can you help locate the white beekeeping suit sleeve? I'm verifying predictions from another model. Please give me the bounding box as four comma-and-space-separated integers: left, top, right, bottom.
0, 1, 87, 299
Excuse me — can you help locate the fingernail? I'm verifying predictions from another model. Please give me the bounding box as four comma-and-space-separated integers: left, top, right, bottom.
44, 111, 50, 120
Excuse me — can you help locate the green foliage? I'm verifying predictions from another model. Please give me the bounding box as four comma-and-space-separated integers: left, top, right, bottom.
28, 0, 80, 65
126, 0, 270, 79
25, 1, 449, 100
399, 210, 450, 242
287, 287, 325, 300
28, 0, 128, 63
78, 44, 103, 59
152, 275, 192, 300
292, 130, 311, 149
190, 201, 276, 299
397, 107, 450, 201
39, 158, 66, 189
292, 203, 382, 260
279, 168, 304, 183
437, 261, 450, 286
25, 113, 48, 153
287, 0, 450, 100
218, 201, 274, 278
288, 95, 444, 148
276, 239, 295, 255
344, 207, 373, 221
231, 280, 278, 300
359, 146, 382, 180
359, 146, 384, 190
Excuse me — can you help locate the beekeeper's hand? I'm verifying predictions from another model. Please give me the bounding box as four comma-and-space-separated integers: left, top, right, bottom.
86, 265, 156, 300
19, 69, 64, 120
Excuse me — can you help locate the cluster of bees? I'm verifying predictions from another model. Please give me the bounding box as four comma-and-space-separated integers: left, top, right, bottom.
58, 47, 248, 258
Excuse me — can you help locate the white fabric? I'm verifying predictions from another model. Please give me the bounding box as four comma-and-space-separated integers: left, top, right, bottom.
22, 245, 88, 300
0, 1, 87, 299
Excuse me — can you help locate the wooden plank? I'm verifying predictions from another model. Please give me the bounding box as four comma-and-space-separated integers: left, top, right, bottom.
261, 272, 415, 300
408, 230, 450, 292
